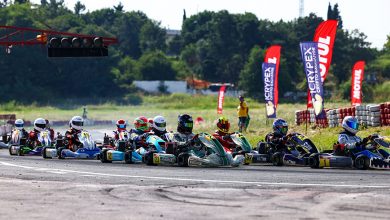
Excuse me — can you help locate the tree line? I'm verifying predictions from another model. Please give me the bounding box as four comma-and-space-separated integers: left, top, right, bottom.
0, 1, 388, 104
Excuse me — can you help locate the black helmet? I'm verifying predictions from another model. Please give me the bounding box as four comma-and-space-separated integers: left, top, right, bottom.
177, 114, 193, 133
273, 118, 288, 136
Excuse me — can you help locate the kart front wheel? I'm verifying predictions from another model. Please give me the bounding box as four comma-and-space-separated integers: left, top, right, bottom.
271, 152, 283, 166
57, 147, 65, 159
309, 154, 322, 169
9, 146, 16, 156
124, 150, 133, 164
354, 155, 370, 170
100, 149, 112, 163
42, 147, 50, 159
177, 153, 190, 167
145, 151, 158, 166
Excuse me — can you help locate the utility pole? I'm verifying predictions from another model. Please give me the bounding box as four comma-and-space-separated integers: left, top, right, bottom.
299, 0, 304, 17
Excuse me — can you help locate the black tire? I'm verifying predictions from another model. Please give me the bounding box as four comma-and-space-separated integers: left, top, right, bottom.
309, 153, 322, 169
271, 152, 283, 166
124, 150, 133, 164
42, 147, 50, 159
177, 153, 190, 167
100, 149, 112, 163
57, 147, 65, 159
257, 142, 267, 154
9, 146, 15, 156
354, 155, 370, 170
145, 151, 158, 166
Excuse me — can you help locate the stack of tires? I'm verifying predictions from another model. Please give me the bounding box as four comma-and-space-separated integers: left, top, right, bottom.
380, 102, 390, 126
355, 105, 368, 127
336, 107, 355, 126
295, 110, 310, 125
327, 109, 339, 128
366, 104, 381, 127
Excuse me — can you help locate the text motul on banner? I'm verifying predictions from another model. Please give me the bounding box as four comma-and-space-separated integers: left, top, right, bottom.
217, 85, 226, 114
262, 62, 277, 118
300, 42, 325, 117
307, 20, 338, 108
351, 61, 365, 106
264, 45, 281, 108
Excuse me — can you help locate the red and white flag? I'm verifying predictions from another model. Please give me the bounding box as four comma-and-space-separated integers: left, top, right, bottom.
307, 20, 338, 108
217, 85, 226, 114
351, 61, 365, 106
264, 45, 281, 107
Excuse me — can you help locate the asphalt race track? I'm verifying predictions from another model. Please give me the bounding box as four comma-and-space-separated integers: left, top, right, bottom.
1, 130, 390, 219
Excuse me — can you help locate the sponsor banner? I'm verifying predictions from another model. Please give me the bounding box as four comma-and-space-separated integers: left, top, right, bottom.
300, 42, 325, 117
308, 19, 338, 108
217, 85, 226, 114
264, 45, 281, 107
351, 61, 365, 106
262, 62, 277, 118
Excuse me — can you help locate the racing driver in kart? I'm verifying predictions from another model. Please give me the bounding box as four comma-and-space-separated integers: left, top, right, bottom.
64, 116, 84, 151
112, 119, 128, 141
212, 117, 236, 152
129, 116, 150, 149
26, 118, 47, 148
149, 115, 168, 141
265, 118, 292, 149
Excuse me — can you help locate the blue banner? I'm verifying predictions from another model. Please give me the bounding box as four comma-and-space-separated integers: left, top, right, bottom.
299, 42, 325, 117
262, 62, 277, 118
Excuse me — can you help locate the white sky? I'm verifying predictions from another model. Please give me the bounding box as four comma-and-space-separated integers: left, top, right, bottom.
31, 0, 390, 49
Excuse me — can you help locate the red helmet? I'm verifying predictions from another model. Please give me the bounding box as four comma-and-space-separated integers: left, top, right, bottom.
134, 116, 148, 132
217, 116, 230, 134
116, 119, 127, 131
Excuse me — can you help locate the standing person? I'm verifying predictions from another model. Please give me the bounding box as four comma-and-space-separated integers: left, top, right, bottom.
237, 95, 249, 132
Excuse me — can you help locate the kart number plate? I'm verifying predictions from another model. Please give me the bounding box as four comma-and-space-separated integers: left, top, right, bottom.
107, 152, 113, 161
153, 154, 161, 164
244, 154, 253, 164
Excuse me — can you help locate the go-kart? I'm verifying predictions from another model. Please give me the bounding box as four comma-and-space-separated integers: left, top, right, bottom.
163, 132, 245, 167
309, 135, 390, 170
100, 133, 176, 165
9, 130, 51, 156
227, 132, 268, 164
257, 132, 319, 166
43, 130, 100, 159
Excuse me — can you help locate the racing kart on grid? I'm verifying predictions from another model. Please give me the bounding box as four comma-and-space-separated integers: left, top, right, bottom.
100, 132, 176, 165
227, 132, 268, 164
257, 132, 319, 166
309, 134, 390, 170
9, 130, 52, 156
42, 130, 100, 159
160, 132, 245, 167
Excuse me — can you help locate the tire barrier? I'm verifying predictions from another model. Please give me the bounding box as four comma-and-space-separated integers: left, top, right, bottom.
295, 102, 389, 128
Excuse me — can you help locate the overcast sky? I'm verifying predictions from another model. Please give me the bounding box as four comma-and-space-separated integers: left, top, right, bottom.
31, 0, 390, 49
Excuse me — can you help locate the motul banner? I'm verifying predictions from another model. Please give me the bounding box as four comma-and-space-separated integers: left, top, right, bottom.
264, 45, 281, 107
262, 62, 277, 118
217, 85, 226, 114
300, 42, 325, 117
351, 61, 365, 106
308, 20, 338, 108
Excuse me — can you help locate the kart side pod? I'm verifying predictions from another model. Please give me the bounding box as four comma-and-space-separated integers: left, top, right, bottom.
309, 153, 353, 169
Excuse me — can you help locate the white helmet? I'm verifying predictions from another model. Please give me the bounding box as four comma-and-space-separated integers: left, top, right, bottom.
15, 119, 24, 130
34, 118, 46, 132
70, 116, 84, 131
153, 115, 166, 132
342, 116, 359, 134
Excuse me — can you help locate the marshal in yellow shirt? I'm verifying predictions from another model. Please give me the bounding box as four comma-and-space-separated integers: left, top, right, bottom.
237, 101, 249, 117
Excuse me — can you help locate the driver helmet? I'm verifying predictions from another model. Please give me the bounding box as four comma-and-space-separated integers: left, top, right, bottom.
273, 118, 288, 136
34, 118, 46, 132
15, 119, 24, 130
153, 116, 167, 132
178, 114, 193, 134
134, 116, 149, 132
342, 116, 359, 134
216, 116, 230, 134
116, 119, 127, 131
70, 116, 84, 131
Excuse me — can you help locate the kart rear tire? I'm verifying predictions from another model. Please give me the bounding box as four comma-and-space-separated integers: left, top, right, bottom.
354, 155, 370, 170
124, 150, 133, 164
9, 146, 15, 156
145, 151, 158, 166
309, 154, 322, 169
177, 153, 190, 167
100, 149, 112, 163
57, 147, 65, 159
271, 152, 283, 166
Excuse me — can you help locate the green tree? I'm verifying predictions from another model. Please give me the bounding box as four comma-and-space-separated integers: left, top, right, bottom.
139, 20, 167, 53
74, 0, 85, 15
138, 51, 176, 80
